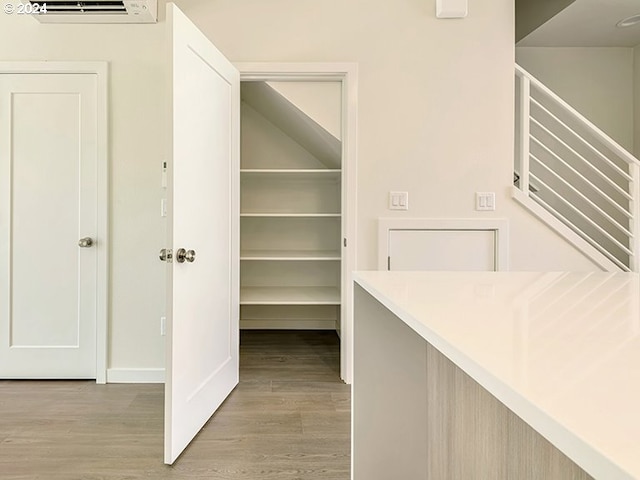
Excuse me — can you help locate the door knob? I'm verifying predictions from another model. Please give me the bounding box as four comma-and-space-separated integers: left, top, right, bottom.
176, 248, 196, 264
159, 248, 173, 262
78, 237, 93, 248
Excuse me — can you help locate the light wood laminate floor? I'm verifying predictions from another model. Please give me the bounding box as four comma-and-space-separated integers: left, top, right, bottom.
0, 330, 350, 480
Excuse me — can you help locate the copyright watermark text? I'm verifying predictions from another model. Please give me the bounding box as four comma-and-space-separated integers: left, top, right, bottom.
3, 2, 47, 14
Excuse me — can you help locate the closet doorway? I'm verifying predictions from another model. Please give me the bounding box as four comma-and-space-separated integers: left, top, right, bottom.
237, 65, 357, 383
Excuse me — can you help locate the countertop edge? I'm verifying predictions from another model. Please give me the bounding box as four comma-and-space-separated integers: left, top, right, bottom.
353, 273, 635, 480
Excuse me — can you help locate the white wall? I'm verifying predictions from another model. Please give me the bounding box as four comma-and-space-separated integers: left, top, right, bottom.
516, 47, 635, 151
177, 0, 596, 270
0, 16, 168, 372
0, 0, 599, 376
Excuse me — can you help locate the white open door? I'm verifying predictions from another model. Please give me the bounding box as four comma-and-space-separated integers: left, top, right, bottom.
164, 3, 240, 464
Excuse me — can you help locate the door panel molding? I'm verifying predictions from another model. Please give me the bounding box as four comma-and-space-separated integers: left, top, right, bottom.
0, 62, 109, 383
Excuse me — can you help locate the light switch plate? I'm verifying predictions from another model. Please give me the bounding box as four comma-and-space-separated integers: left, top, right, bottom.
436, 0, 468, 18
389, 191, 409, 210
476, 192, 495, 211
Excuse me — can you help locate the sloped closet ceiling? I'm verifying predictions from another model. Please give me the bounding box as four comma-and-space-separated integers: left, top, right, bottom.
241, 82, 341, 169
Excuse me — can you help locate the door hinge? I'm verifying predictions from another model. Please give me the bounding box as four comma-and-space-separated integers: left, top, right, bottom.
388, 256, 391, 271
343, 238, 347, 247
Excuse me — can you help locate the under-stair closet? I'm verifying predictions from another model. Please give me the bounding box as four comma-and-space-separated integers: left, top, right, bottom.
239, 80, 344, 346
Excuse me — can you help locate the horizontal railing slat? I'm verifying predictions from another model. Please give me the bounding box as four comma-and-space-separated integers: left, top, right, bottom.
516, 65, 639, 168
530, 153, 633, 238
530, 117, 633, 201
515, 65, 639, 272
530, 97, 632, 182
530, 135, 632, 218
529, 190, 631, 271
530, 173, 633, 258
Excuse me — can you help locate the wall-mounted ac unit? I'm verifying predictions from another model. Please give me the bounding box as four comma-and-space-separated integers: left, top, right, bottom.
30, 0, 157, 23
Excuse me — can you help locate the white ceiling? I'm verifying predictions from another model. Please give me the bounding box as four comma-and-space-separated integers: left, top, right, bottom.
518, 0, 640, 47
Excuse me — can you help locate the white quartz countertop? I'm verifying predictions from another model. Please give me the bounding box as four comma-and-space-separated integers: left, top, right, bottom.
354, 271, 640, 480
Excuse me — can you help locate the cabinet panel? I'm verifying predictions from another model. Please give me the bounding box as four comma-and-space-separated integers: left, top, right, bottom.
389, 230, 496, 271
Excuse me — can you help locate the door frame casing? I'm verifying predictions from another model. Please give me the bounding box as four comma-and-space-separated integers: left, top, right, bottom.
236, 63, 358, 384
0, 62, 109, 383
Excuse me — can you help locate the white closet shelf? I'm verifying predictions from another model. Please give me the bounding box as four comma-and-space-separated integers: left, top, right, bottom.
240, 213, 341, 218
241, 250, 341, 260
240, 287, 341, 305
241, 170, 340, 184
241, 169, 341, 173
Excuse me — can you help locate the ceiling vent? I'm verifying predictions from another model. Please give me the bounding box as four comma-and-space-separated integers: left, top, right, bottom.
30, 0, 157, 23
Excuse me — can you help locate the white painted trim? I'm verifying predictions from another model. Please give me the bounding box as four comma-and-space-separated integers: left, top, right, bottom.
377, 217, 510, 272
630, 163, 640, 272
0, 62, 109, 384
107, 368, 165, 384
236, 63, 358, 385
518, 73, 531, 195
95, 63, 109, 385
511, 186, 616, 271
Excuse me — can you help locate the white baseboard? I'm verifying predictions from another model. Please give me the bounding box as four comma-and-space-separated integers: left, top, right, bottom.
106, 368, 165, 384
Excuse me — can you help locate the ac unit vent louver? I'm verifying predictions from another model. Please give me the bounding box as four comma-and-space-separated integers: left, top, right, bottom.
30, 0, 157, 23
41, 1, 127, 14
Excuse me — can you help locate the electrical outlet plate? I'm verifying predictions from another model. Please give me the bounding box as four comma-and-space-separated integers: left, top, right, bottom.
436, 0, 468, 18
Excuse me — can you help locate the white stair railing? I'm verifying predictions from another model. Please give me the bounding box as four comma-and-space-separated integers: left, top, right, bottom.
514, 65, 640, 272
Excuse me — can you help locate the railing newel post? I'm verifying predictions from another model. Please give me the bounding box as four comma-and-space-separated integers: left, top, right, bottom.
629, 163, 640, 272
517, 72, 531, 196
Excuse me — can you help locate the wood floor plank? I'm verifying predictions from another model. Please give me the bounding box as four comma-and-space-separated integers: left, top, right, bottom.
0, 330, 350, 479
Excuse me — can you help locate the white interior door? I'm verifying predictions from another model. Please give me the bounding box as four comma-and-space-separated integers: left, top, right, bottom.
164, 3, 240, 464
0, 72, 98, 378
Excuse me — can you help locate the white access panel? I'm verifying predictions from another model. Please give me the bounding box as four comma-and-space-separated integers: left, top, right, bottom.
388, 230, 496, 271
